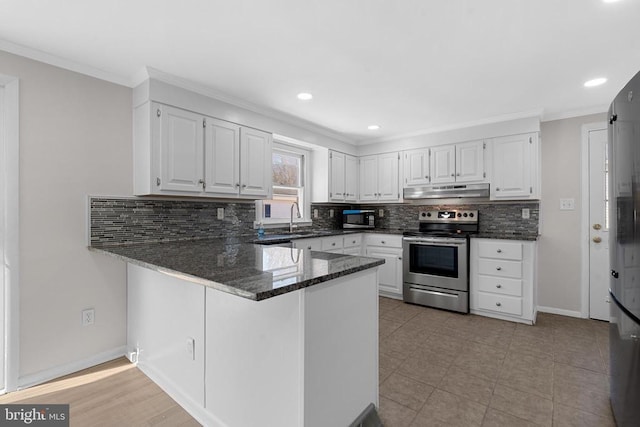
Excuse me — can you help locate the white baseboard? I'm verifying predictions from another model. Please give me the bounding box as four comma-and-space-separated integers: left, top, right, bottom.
136, 362, 227, 427
536, 306, 584, 318
17, 346, 127, 390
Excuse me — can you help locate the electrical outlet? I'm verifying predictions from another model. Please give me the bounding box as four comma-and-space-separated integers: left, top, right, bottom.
329, 209, 334, 218
217, 207, 224, 219
313, 209, 318, 218
82, 308, 95, 326
379, 209, 384, 218
559, 198, 575, 210
522, 208, 530, 219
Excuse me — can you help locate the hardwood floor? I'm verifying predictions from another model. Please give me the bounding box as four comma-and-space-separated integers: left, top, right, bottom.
0, 358, 201, 426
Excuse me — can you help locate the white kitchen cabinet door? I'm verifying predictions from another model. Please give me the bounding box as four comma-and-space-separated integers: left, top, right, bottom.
345, 154, 358, 202
329, 151, 346, 201
158, 105, 204, 193
204, 117, 240, 195
240, 127, 272, 198
377, 152, 400, 201
366, 246, 403, 296
430, 145, 456, 184
359, 155, 379, 201
456, 140, 485, 183
403, 148, 431, 187
490, 133, 535, 200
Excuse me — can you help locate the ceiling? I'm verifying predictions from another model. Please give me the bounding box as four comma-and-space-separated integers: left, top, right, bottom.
1, 0, 639, 144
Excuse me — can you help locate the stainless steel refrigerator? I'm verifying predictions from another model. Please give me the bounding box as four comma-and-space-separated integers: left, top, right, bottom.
609, 69, 640, 427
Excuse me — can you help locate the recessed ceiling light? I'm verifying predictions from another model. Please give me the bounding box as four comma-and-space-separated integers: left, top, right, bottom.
297, 92, 313, 101
368, 125, 381, 130
584, 78, 607, 87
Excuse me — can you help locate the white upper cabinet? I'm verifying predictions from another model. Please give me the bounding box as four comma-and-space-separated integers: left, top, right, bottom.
240, 127, 272, 198
359, 153, 400, 202
134, 102, 272, 199
329, 151, 346, 201
403, 148, 431, 187
345, 154, 358, 202
456, 140, 485, 182
204, 118, 240, 195
158, 105, 205, 193
430, 145, 456, 184
488, 132, 539, 200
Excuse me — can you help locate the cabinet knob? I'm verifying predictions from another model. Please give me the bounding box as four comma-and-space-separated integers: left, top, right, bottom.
425, 175, 429, 179
381, 241, 386, 244
496, 266, 502, 271
332, 242, 336, 246
451, 173, 455, 177
352, 240, 356, 244
235, 183, 240, 187
496, 284, 502, 289
496, 302, 502, 307
497, 249, 502, 253
398, 257, 402, 260
242, 184, 247, 188
456, 173, 460, 176
496, 187, 501, 191
307, 246, 312, 250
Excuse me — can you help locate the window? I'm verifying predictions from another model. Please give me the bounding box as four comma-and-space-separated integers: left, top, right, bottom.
256, 142, 311, 226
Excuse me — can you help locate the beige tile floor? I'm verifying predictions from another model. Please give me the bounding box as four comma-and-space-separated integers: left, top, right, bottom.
377, 297, 614, 427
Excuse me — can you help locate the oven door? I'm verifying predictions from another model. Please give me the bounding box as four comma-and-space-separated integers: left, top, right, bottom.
402, 237, 468, 292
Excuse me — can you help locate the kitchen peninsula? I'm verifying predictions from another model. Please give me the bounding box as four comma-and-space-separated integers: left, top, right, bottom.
90, 237, 383, 427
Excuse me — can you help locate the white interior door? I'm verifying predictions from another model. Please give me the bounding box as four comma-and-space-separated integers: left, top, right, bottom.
589, 128, 610, 321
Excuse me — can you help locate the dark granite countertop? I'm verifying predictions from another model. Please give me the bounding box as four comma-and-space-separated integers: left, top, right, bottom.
251, 228, 407, 244
90, 237, 384, 301
472, 233, 539, 241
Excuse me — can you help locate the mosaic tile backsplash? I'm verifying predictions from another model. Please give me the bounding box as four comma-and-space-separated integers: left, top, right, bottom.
90, 197, 539, 246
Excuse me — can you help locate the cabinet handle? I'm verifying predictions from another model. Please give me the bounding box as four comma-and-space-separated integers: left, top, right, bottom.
235, 183, 240, 187
307, 246, 312, 250
496, 187, 501, 191
425, 175, 429, 179
156, 109, 161, 117
398, 257, 402, 260
497, 249, 502, 253
496, 266, 502, 271
242, 184, 247, 188
496, 284, 502, 289
332, 242, 336, 246
156, 177, 161, 186
381, 241, 386, 244
451, 173, 455, 177
352, 240, 356, 244
496, 302, 502, 307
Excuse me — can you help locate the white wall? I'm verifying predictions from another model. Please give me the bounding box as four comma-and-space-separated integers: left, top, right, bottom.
537, 113, 606, 315
0, 50, 132, 380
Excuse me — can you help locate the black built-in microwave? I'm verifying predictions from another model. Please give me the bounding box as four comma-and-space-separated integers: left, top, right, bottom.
342, 209, 375, 229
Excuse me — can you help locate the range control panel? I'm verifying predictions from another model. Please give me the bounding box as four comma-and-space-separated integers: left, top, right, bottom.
419, 210, 478, 223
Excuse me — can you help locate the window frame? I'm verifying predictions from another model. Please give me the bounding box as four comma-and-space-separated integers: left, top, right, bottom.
255, 141, 312, 228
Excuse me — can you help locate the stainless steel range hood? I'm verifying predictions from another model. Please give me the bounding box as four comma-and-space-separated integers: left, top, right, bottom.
403, 182, 490, 199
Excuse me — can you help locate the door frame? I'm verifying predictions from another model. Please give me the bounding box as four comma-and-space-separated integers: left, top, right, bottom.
0, 74, 20, 393
580, 121, 608, 319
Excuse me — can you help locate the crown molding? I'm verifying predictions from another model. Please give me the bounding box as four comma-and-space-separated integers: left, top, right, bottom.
144, 67, 356, 145
355, 109, 544, 145
541, 104, 608, 122
0, 39, 133, 87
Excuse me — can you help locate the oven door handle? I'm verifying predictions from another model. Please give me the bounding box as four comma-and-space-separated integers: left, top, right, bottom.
402, 237, 466, 245
408, 287, 460, 298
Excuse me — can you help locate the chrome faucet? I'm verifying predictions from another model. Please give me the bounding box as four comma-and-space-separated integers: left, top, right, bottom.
290, 202, 301, 233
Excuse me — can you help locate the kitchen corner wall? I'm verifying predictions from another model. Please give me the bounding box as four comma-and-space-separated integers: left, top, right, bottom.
0, 50, 132, 380
538, 113, 607, 315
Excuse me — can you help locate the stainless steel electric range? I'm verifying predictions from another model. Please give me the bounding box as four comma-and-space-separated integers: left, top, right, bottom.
402, 210, 478, 313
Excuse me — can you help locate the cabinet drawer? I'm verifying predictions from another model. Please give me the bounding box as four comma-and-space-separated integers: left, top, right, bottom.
343, 234, 363, 248
365, 234, 402, 248
478, 259, 522, 279
478, 241, 522, 261
478, 275, 522, 297
321, 235, 344, 251
477, 292, 523, 316
294, 238, 322, 251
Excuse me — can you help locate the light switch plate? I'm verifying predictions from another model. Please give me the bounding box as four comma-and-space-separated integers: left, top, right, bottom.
379, 209, 384, 218
329, 209, 334, 218
313, 209, 319, 218
217, 207, 224, 219
559, 198, 575, 210
522, 208, 530, 219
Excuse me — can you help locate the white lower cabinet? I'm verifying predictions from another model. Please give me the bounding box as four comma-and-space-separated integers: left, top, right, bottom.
470, 238, 537, 324
364, 234, 403, 299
